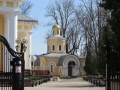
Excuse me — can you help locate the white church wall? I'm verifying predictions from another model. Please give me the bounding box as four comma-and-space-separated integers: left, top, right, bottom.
73, 66, 80, 76
62, 57, 81, 77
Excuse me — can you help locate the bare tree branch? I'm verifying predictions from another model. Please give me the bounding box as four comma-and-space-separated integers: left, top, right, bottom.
19, 1, 33, 15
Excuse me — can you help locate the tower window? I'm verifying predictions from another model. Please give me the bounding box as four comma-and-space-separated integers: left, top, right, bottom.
59, 45, 62, 51
57, 30, 59, 34
52, 45, 55, 51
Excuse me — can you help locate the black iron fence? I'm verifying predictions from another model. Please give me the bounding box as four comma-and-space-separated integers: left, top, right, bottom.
0, 40, 13, 90
109, 73, 120, 90
0, 35, 24, 90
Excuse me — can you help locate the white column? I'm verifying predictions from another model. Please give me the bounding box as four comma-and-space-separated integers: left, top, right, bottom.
24, 32, 29, 69
3, 14, 10, 72
74, 66, 80, 76
28, 32, 32, 69
63, 66, 67, 76
9, 12, 18, 50
3, 1, 6, 7
64, 68, 68, 76
4, 14, 10, 42
24, 32, 32, 69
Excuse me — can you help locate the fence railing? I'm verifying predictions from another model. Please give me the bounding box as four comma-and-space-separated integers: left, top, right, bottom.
110, 73, 120, 90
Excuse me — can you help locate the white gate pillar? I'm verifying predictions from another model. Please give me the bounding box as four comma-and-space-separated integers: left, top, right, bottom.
4, 14, 10, 41
3, 14, 10, 72
9, 11, 18, 50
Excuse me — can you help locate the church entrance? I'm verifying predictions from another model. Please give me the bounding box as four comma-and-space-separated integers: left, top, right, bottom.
68, 61, 75, 76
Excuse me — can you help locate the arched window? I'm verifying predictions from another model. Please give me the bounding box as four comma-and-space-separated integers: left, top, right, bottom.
57, 30, 59, 34
50, 64, 54, 72
52, 45, 55, 51
59, 45, 62, 51
48, 61, 56, 73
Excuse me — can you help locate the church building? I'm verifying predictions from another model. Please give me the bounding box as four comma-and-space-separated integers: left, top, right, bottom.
32, 24, 83, 77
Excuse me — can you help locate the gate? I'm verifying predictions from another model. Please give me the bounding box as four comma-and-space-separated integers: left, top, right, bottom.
106, 42, 120, 90
0, 35, 24, 90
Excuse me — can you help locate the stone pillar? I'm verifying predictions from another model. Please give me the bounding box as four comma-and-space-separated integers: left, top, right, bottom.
3, 0, 6, 7
3, 14, 10, 72
28, 32, 32, 69
24, 31, 32, 70
24, 32, 28, 69
74, 66, 80, 76
63, 66, 68, 76
66, 67, 68, 76
4, 14, 10, 42
9, 12, 18, 50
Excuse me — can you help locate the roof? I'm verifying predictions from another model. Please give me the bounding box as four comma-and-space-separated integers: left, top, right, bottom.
18, 14, 38, 22
79, 56, 86, 58
43, 53, 68, 57
52, 24, 60, 29
48, 35, 65, 40
58, 54, 69, 66
58, 54, 80, 66
32, 55, 41, 66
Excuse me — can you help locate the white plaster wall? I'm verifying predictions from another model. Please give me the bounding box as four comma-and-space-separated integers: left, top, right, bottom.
73, 66, 80, 76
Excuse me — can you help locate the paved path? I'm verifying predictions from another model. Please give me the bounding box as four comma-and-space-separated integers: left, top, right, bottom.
25, 78, 105, 90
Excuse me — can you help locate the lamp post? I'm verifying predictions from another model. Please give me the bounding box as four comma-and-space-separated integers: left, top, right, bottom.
15, 38, 28, 90
15, 38, 28, 53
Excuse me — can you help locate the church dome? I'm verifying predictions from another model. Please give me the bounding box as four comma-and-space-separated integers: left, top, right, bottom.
52, 24, 60, 29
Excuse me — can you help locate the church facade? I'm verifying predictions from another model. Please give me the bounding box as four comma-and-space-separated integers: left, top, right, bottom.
32, 24, 84, 76
0, 0, 38, 72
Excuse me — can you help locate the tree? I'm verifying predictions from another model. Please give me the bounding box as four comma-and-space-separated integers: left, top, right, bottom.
84, 50, 92, 75
98, 24, 110, 77
84, 50, 98, 75
19, 0, 33, 15
45, 0, 82, 55
75, 0, 109, 57
75, 0, 109, 75
100, 0, 120, 74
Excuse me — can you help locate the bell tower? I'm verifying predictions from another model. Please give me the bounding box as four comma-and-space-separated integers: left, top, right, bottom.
47, 24, 66, 54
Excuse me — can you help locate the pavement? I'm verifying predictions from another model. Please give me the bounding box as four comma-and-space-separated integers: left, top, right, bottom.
25, 78, 105, 90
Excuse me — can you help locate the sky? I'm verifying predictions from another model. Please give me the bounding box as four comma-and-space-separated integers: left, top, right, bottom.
27, 0, 51, 55
26, 0, 80, 55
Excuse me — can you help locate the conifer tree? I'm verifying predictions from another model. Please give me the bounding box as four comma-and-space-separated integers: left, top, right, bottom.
84, 50, 92, 75
100, 0, 120, 73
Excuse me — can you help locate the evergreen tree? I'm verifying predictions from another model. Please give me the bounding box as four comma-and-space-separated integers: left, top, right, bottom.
84, 50, 98, 75
100, 0, 120, 74
98, 24, 111, 77
84, 50, 92, 75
